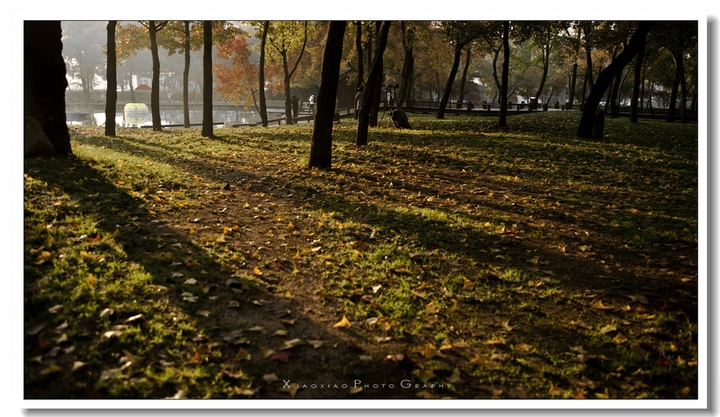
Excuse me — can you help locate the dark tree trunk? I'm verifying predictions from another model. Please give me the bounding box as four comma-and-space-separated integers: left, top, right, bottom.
24, 21, 71, 156
129, 67, 136, 102
105, 21, 117, 137
568, 28, 581, 107
584, 24, 594, 89
149, 21, 162, 131
630, 39, 645, 123
356, 21, 391, 146
308, 21, 347, 169
202, 21, 214, 138
666, 54, 679, 123
354, 21, 364, 119
398, 21, 414, 108
369, 22, 383, 127
490, 47, 502, 102
183, 21, 191, 128
281, 50, 293, 124
609, 69, 622, 118
437, 43, 465, 119
457, 46, 471, 105
535, 43, 551, 99
258, 21, 269, 127
498, 21, 510, 127
577, 21, 653, 138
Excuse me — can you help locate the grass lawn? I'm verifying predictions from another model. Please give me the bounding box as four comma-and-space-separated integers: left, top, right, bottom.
23, 111, 699, 399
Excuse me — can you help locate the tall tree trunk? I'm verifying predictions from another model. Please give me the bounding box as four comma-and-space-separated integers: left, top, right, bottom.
630, 39, 645, 123
201, 21, 214, 138
437, 43, 466, 119
308, 21, 347, 169
457, 45, 471, 105
354, 21, 364, 119
491, 47, 502, 103
568, 28, 581, 107
258, 21, 269, 127
183, 21, 191, 128
356, 21, 391, 146
149, 21, 162, 131
24, 21, 71, 156
535, 43, 551, 99
498, 21, 510, 127
577, 21, 653, 138
129, 67, 136, 102
369, 22, 383, 127
105, 21, 117, 137
584, 24, 594, 89
666, 49, 680, 123
277, 22, 308, 125
398, 21, 414, 108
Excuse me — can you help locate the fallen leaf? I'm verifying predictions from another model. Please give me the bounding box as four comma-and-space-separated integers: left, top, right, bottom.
350, 386, 363, 394
236, 348, 251, 361
260, 347, 276, 358
412, 368, 436, 384
548, 382, 564, 396
308, 340, 324, 349
598, 324, 617, 334
592, 300, 613, 310
40, 362, 61, 375
86, 274, 98, 287
333, 315, 351, 328
263, 373, 279, 383
628, 295, 649, 304
71, 361, 87, 373
445, 368, 465, 384
612, 333, 629, 344
270, 350, 291, 363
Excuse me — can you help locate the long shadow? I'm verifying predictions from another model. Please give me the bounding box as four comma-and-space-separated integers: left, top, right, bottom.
55, 127, 698, 396
76, 132, 697, 307
24, 156, 424, 399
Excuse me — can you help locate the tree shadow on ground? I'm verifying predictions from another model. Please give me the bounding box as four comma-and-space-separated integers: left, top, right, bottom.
24, 155, 426, 399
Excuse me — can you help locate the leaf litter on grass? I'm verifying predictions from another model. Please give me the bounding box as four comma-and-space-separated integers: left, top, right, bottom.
23, 114, 699, 399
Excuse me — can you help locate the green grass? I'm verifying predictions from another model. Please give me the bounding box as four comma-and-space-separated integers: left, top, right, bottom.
23, 112, 698, 399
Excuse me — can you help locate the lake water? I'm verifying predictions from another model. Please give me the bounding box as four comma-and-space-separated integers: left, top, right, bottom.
70, 108, 286, 128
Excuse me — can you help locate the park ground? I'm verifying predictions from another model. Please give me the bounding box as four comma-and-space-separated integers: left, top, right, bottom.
23, 112, 698, 400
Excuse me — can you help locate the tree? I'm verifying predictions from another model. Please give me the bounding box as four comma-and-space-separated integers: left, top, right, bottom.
436, 21, 482, 119
498, 21, 510, 128
397, 21, 415, 107
140, 20, 168, 131
105, 21, 117, 137
577, 21, 653, 138
354, 21, 364, 118
25, 21, 72, 156
661, 22, 696, 123
356, 21, 391, 146
308, 21, 347, 169
215, 35, 259, 109
202, 21, 214, 138
514, 21, 566, 101
629, 38, 645, 123
267, 21, 309, 124
456, 46, 472, 106
257, 21, 270, 127
62, 21, 106, 102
